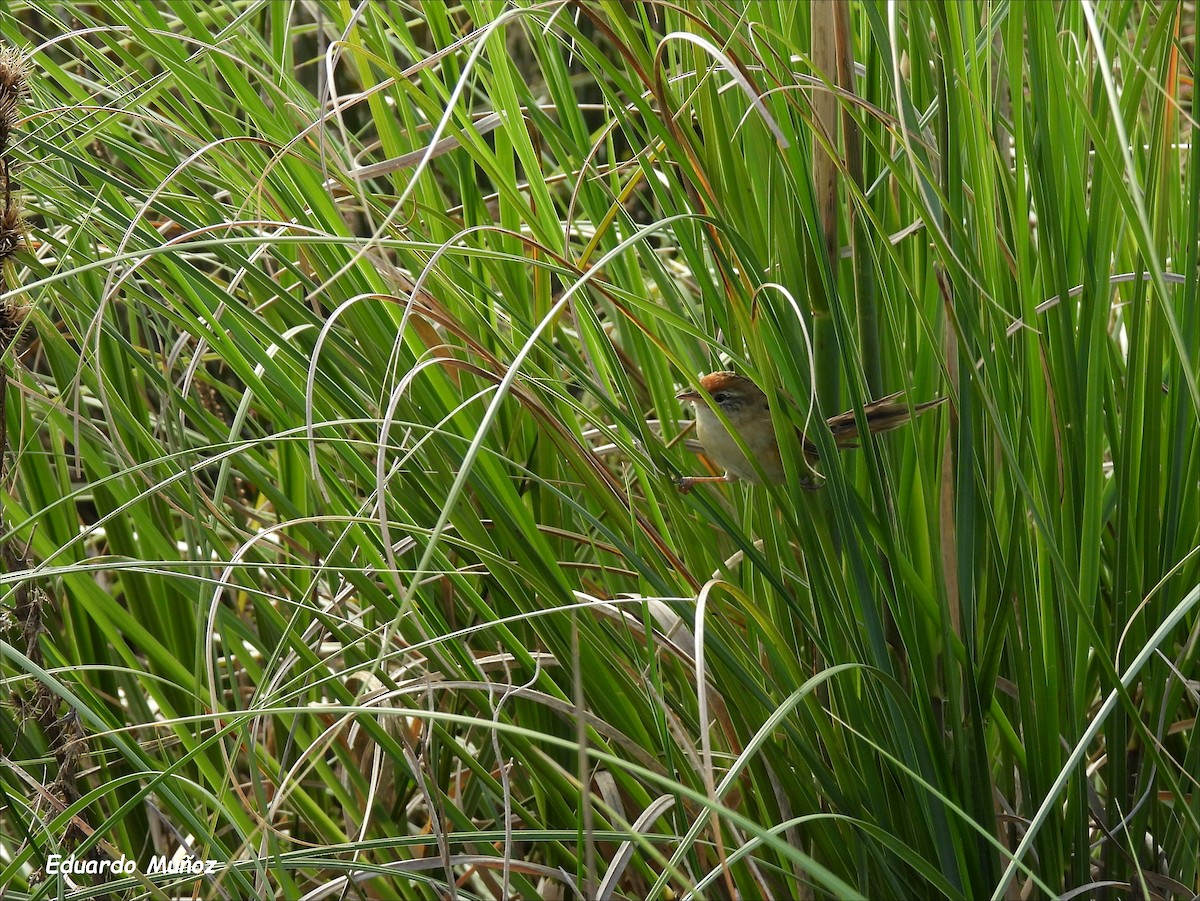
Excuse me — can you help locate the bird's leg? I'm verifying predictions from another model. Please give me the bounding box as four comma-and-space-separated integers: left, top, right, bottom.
799, 473, 823, 491
674, 473, 737, 494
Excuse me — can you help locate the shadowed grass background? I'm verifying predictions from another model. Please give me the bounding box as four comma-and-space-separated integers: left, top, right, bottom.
0, 2, 1197, 899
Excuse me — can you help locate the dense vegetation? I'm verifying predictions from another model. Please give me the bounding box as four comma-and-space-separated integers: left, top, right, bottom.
0, 2, 1197, 899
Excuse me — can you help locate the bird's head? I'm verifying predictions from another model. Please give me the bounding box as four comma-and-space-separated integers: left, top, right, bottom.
675, 371, 769, 425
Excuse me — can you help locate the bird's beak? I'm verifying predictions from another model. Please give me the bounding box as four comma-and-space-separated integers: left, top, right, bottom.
675, 388, 701, 403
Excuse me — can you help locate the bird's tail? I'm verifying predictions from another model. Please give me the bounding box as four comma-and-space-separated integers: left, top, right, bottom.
821, 392, 947, 449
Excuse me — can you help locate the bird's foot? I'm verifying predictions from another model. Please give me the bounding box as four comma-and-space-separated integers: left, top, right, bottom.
674, 473, 735, 494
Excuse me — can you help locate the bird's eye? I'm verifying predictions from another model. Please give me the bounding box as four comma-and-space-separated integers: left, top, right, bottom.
712, 391, 728, 404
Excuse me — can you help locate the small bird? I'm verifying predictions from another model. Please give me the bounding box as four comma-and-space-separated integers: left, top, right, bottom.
674, 371, 945, 492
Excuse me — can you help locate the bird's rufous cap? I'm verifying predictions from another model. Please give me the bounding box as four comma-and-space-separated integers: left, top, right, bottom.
676, 371, 755, 402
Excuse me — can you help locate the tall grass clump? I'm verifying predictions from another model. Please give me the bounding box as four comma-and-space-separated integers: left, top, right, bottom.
0, 2, 1196, 898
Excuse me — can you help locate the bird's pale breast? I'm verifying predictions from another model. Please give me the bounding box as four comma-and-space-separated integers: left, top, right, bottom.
694, 408, 786, 483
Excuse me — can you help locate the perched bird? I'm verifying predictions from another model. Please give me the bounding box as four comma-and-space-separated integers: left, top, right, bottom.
674, 371, 945, 492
